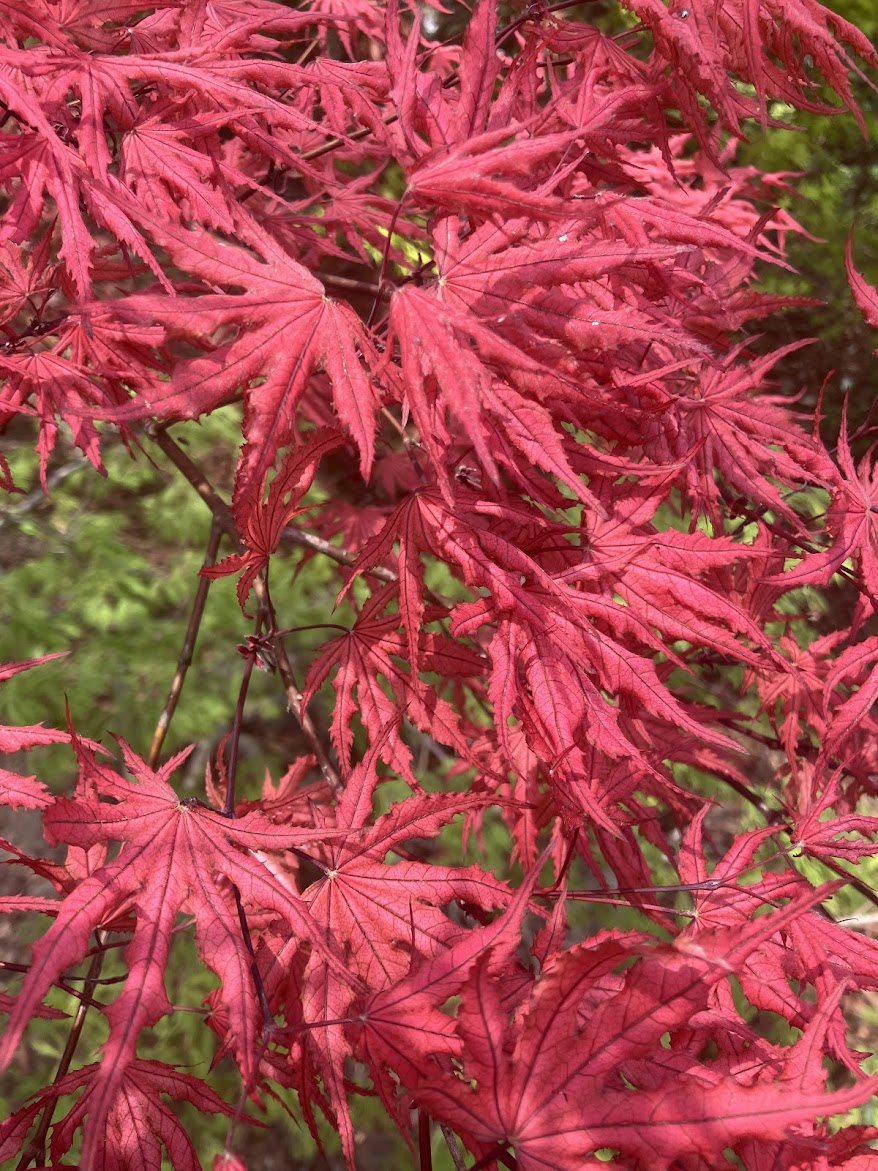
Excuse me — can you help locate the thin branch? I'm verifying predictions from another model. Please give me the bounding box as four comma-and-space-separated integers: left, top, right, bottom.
250, 573, 344, 796
14, 938, 107, 1171
441, 1125, 469, 1171
419, 1111, 433, 1171
148, 514, 223, 769
145, 424, 343, 794
320, 272, 384, 298
223, 635, 259, 817
280, 524, 396, 583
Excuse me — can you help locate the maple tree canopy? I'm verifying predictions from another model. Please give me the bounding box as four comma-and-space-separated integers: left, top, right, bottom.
3, 0, 878, 1169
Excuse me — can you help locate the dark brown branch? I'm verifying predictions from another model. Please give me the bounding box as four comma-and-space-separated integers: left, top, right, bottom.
148, 514, 223, 769
14, 939, 107, 1171
145, 423, 344, 795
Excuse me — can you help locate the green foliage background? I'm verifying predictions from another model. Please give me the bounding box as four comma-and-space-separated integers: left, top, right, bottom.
739, 0, 878, 429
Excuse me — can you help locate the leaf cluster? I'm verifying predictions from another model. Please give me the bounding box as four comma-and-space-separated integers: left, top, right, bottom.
3, 1, 878, 1169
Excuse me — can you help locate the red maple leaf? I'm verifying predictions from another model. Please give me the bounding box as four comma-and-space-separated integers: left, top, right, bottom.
302, 585, 483, 779
767, 407, 878, 599
91, 210, 381, 501
409, 885, 869, 1169
302, 755, 515, 989
202, 427, 344, 609
286, 755, 521, 1165
0, 733, 349, 1169
0, 1059, 239, 1171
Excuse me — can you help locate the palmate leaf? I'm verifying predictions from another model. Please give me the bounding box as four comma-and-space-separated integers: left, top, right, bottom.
0, 347, 136, 477
202, 427, 344, 609
0, 1060, 238, 1171
0, 734, 350, 1170
410, 884, 866, 1170
302, 584, 483, 779
292, 756, 522, 1166
302, 756, 515, 989
0, 233, 54, 328
633, 340, 834, 525
355, 861, 542, 1096
389, 278, 626, 508
556, 485, 777, 668
98, 210, 380, 500
767, 406, 878, 599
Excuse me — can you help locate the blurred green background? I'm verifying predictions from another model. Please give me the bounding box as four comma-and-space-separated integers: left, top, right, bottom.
736, 0, 878, 433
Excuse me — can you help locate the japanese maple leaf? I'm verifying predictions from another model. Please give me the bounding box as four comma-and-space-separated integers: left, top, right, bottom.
0, 653, 69, 809
411, 885, 852, 1170
407, 220, 719, 484
456, 577, 740, 820
767, 409, 878, 599
752, 628, 847, 767
634, 340, 833, 525
399, 61, 667, 218
355, 864, 543, 1134
0, 735, 349, 1170
405, 936, 653, 1170
302, 757, 515, 989
118, 108, 270, 233
567, 981, 878, 1169
6, 301, 169, 480
0, 233, 54, 330
351, 486, 739, 820
755, 0, 878, 129
170, 0, 351, 56
293, 754, 518, 1166
555, 482, 776, 670
302, 585, 483, 778
0, 1060, 237, 1171
431, 212, 698, 320
384, 0, 499, 159
0, 347, 139, 480
97, 210, 380, 500
346, 488, 490, 681
792, 769, 878, 865
108, 52, 386, 145
202, 427, 344, 609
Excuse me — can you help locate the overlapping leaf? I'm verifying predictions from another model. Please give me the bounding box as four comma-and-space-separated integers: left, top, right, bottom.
0, 735, 349, 1169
